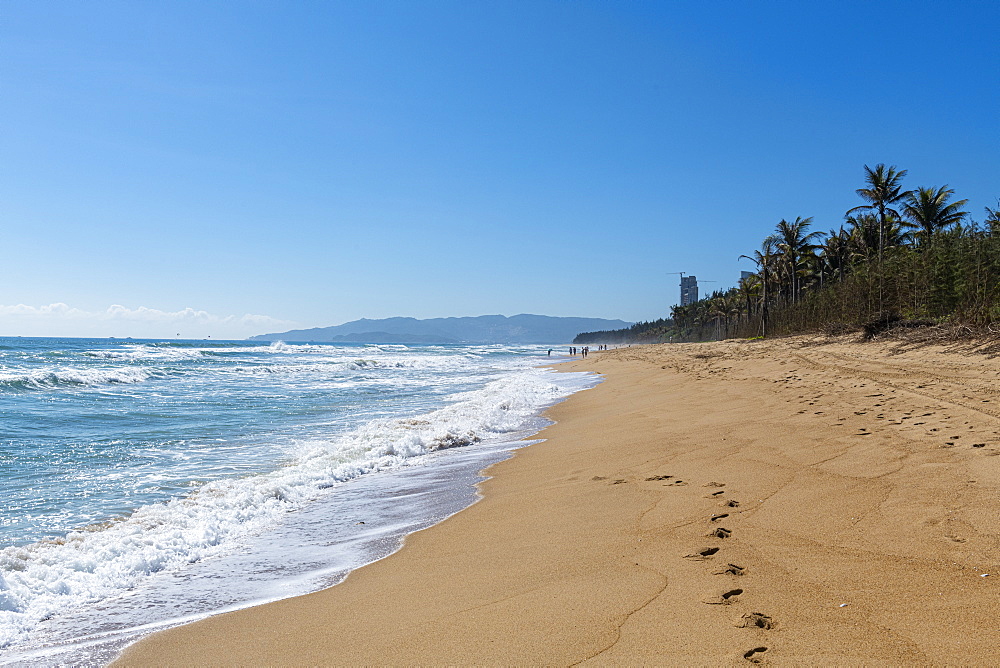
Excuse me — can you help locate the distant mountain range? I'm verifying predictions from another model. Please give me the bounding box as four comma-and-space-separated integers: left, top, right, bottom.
249, 314, 633, 345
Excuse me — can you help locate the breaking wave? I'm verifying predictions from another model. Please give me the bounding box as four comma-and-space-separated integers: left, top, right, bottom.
82, 346, 208, 362
0, 366, 586, 649
0, 367, 166, 390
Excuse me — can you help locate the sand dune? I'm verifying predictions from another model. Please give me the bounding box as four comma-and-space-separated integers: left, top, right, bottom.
115, 336, 1000, 665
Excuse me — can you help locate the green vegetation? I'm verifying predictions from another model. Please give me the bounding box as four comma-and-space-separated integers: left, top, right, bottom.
577, 164, 999, 344
573, 318, 674, 344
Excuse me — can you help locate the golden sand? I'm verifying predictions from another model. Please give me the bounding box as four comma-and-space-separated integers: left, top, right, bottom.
114, 336, 1000, 665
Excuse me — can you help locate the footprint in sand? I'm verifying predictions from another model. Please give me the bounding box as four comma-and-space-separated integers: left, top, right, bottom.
740, 612, 775, 630
710, 513, 729, 522
645, 475, 673, 481
685, 547, 720, 560
714, 563, 746, 576
724, 500, 741, 508
722, 588, 743, 602
710, 527, 732, 539
743, 646, 769, 663
704, 482, 726, 488
704, 588, 744, 605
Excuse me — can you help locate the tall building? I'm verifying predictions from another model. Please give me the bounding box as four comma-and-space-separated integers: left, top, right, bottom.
741, 270, 753, 282
680, 275, 698, 306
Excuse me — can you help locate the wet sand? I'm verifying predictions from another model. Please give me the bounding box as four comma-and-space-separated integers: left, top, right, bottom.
114, 336, 1000, 665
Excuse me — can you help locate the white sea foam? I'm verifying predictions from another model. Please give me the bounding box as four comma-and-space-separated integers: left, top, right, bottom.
0, 366, 586, 649
237, 342, 337, 354
0, 366, 164, 390
228, 355, 479, 376
82, 346, 207, 362
82, 342, 324, 361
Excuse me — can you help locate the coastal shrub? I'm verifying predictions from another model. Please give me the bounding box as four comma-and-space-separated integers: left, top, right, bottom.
863, 312, 903, 339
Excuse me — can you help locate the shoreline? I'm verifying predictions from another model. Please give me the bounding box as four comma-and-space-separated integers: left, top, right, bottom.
4, 433, 550, 667
0, 345, 588, 665
115, 336, 1000, 665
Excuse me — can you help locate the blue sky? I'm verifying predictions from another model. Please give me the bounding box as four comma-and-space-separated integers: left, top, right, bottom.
2, 0, 998, 338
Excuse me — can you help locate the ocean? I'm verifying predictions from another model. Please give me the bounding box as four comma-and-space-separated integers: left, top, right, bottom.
0, 337, 594, 666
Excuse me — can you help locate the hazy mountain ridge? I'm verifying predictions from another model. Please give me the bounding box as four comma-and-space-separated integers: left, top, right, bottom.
249, 314, 632, 344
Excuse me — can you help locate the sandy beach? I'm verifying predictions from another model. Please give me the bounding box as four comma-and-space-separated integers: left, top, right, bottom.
114, 335, 1000, 666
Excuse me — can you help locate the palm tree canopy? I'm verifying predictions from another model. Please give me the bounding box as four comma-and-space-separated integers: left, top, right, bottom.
739, 238, 778, 271
820, 227, 852, 276
845, 213, 909, 255
765, 216, 824, 265
846, 163, 911, 222
901, 185, 969, 243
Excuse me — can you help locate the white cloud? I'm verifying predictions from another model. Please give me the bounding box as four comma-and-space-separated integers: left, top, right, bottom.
0, 303, 296, 339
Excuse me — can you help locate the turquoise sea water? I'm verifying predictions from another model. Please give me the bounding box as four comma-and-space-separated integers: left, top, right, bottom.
0, 337, 593, 665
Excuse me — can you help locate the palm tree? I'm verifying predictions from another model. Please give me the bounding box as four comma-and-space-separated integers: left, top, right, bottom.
706, 293, 726, 339
670, 303, 691, 331
901, 185, 969, 245
739, 238, 778, 337
765, 217, 824, 304
846, 164, 912, 312
846, 164, 912, 255
725, 291, 743, 338
737, 273, 761, 325
821, 227, 851, 284
845, 213, 909, 259
846, 214, 879, 259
